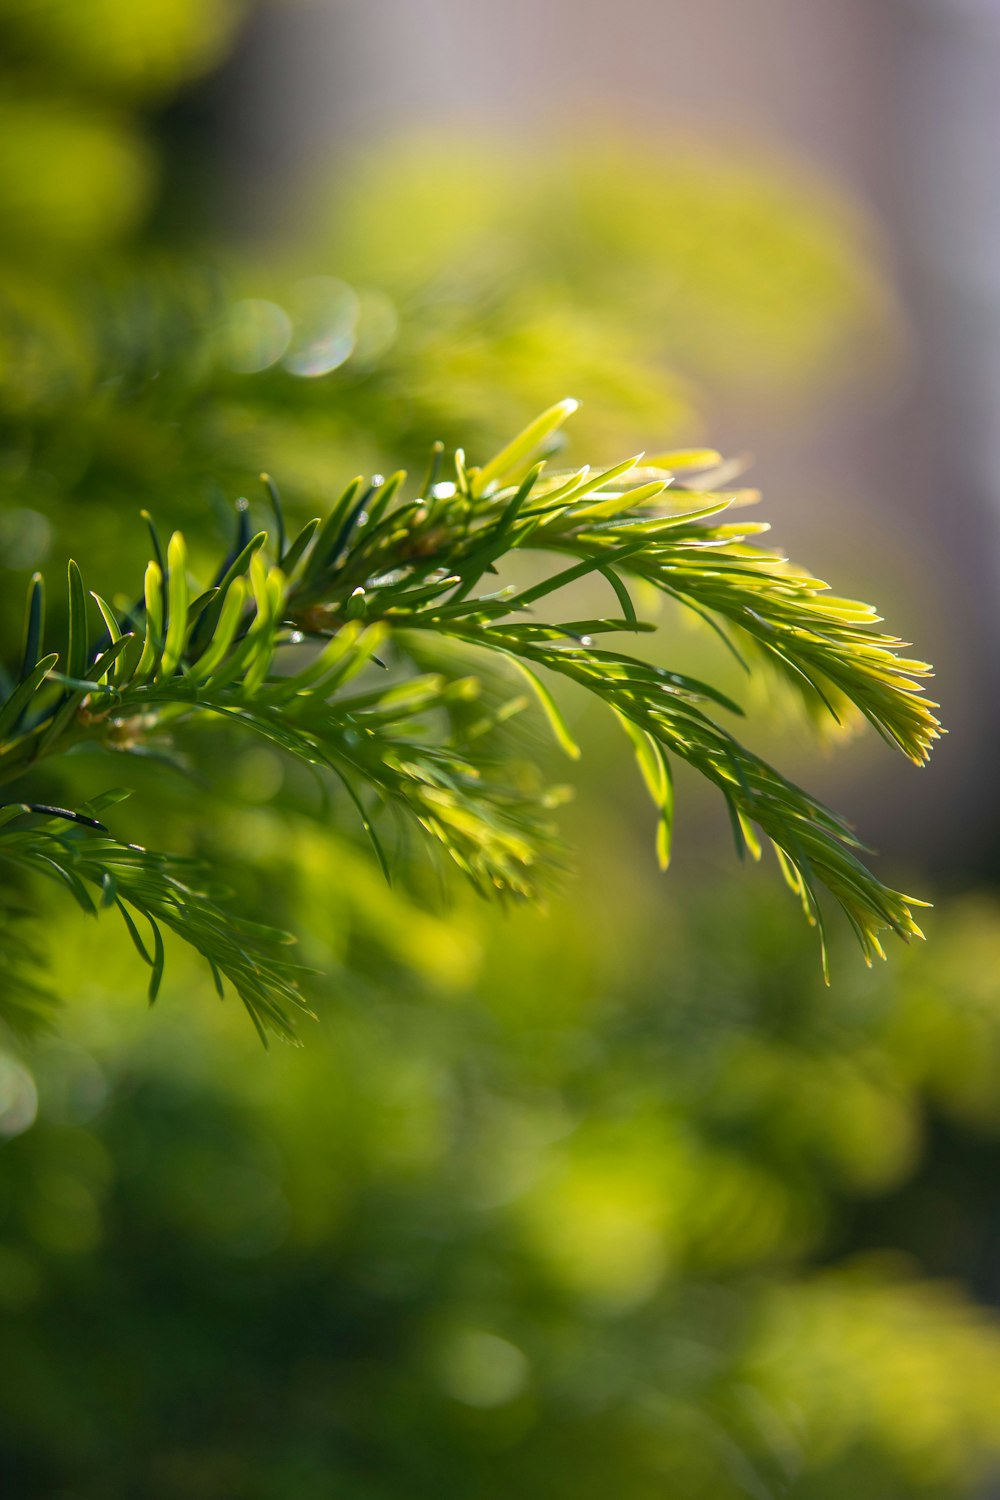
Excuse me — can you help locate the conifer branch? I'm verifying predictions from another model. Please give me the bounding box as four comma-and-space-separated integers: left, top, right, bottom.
0, 402, 941, 1036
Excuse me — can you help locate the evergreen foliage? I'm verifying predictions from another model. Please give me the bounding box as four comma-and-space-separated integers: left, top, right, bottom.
0, 400, 940, 1039
6, 14, 1000, 1500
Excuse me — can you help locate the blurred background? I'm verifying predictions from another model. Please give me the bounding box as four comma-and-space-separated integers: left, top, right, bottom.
3, 1, 1000, 1496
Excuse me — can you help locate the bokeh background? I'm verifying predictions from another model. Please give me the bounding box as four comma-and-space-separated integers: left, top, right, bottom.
3, 2, 1000, 1496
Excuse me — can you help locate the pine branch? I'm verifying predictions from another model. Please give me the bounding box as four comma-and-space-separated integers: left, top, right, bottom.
0, 795, 310, 1044
0, 402, 941, 1035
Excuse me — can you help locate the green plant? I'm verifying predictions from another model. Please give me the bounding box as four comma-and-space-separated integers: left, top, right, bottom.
0, 400, 939, 1040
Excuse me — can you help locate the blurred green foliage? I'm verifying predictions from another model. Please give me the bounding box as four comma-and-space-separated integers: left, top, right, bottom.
3, 870, 1000, 1498
0, 0, 246, 96
0, 3, 996, 1498
0, 0, 900, 570
325, 129, 897, 404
